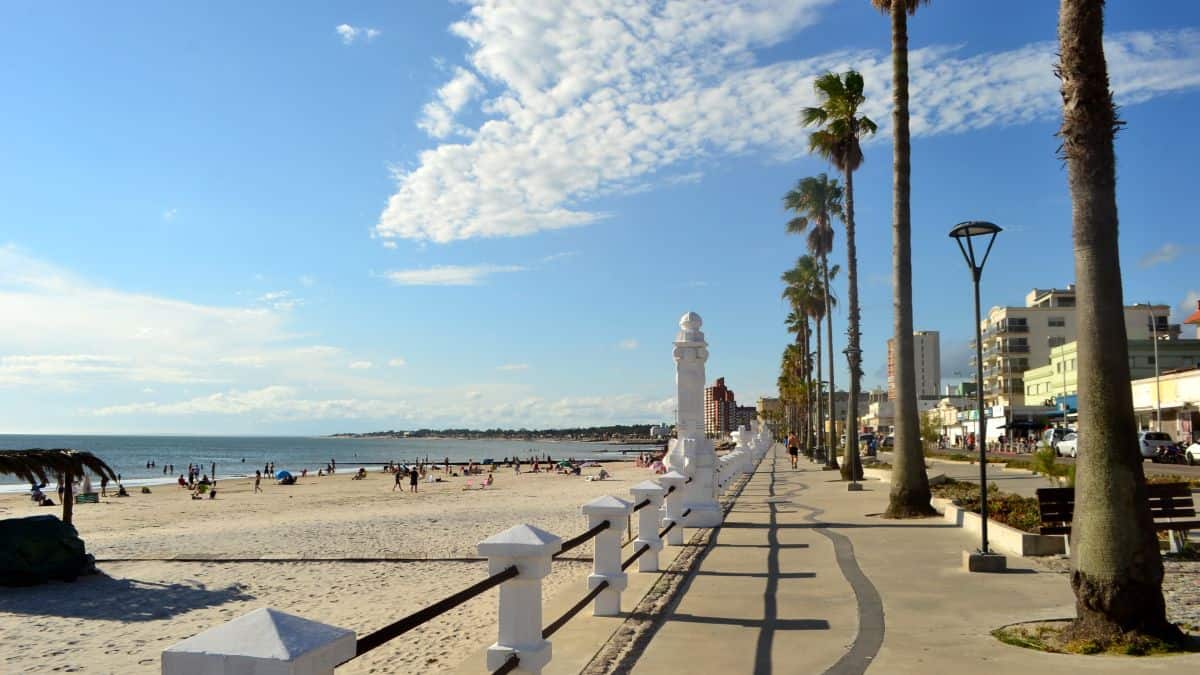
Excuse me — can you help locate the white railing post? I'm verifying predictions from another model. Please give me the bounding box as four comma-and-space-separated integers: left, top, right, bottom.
658, 470, 687, 546
580, 495, 633, 616
732, 425, 753, 475
630, 480, 666, 572
162, 608, 355, 675
667, 312, 723, 527
478, 524, 562, 675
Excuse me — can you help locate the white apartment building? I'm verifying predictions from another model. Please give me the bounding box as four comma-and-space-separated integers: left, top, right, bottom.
887, 331, 941, 402
977, 285, 1174, 408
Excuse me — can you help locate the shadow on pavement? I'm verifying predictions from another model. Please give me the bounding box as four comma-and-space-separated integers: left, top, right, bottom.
0, 573, 254, 621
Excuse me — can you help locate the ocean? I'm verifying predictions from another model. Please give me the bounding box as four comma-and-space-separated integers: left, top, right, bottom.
0, 434, 653, 492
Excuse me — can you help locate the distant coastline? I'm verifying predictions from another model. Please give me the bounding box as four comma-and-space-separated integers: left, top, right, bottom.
327, 424, 665, 444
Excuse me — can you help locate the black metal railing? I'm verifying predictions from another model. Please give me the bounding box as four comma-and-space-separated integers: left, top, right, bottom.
355, 564, 519, 657
542, 580, 611, 638
492, 654, 520, 675
556, 520, 610, 557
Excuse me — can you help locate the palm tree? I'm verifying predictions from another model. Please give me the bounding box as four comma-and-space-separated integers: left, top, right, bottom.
1056, 0, 1179, 645
784, 311, 810, 439
783, 256, 823, 452
785, 175, 843, 468
872, 0, 935, 517
802, 70, 877, 481
0, 448, 117, 525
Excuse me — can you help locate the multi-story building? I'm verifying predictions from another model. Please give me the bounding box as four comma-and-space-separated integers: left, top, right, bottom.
887, 331, 941, 403
704, 377, 737, 435
1024, 338, 1200, 404
977, 285, 1173, 408
734, 405, 757, 430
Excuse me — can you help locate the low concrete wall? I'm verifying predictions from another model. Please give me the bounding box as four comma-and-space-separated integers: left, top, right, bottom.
930, 497, 1066, 557
861, 467, 1065, 557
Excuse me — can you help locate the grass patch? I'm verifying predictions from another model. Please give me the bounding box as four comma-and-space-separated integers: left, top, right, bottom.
1146, 474, 1200, 488
993, 621, 1195, 656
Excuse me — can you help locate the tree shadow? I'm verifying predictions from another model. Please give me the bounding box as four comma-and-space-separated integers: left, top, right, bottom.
0, 572, 254, 621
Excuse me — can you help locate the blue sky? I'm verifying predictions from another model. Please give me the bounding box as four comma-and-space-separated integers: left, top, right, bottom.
2, 1, 1199, 434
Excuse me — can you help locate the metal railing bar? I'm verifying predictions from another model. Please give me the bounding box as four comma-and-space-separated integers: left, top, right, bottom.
620, 544, 651, 571
631, 498, 652, 512
556, 520, 610, 557
355, 564, 519, 657
541, 579, 611, 639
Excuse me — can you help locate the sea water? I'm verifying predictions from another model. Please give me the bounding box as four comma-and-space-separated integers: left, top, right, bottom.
0, 434, 651, 492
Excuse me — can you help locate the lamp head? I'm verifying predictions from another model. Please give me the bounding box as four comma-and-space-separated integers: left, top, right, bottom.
949, 220, 1002, 276
949, 221, 1002, 239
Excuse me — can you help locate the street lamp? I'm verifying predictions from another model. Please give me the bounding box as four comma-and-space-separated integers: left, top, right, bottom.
950, 220, 1006, 572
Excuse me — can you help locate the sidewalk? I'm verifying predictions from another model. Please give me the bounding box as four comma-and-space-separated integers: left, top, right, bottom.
628, 445, 1200, 674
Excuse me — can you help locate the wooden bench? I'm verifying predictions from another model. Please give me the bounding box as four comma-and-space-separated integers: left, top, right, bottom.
1037, 483, 1199, 553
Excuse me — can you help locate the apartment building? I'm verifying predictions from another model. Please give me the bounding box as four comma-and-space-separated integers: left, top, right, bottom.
977, 285, 1173, 407
886, 331, 941, 402
704, 377, 737, 435
1024, 338, 1200, 403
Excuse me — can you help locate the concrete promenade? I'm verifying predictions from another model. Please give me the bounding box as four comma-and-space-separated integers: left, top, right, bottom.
627, 445, 1200, 674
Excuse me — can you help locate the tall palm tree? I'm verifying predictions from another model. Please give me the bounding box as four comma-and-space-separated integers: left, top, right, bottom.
783, 256, 824, 452
785, 175, 843, 468
802, 70, 877, 481
784, 310, 811, 442
872, 0, 935, 517
1057, 0, 1179, 645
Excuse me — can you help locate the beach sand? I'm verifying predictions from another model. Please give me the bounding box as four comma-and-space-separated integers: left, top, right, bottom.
0, 462, 655, 674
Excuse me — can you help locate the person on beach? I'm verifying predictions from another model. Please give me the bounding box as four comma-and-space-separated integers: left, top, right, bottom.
409, 467, 419, 493
514, 458, 521, 475
393, 469, 403, 491
254, 470, 263, 493
787, 432, 799, 469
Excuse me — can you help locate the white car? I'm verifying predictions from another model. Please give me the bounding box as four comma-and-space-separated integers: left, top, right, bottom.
1186, 442, 1200, 466
1056, 432, 1078, 458
1138, 431, 1175, 459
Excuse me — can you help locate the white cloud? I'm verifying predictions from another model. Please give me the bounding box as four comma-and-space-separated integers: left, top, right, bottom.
92, 385, 410, 420
418, 67, 486, 138
349, 361, 373, 370
497, 363, 529, 372
666, 171, 704, 185
1140, 243, 1183, 268
541, 251, 579, 263
388, 358, 407, 367
374, 1, 1200, 245
618, 338, 638, 350
465, 390, 483, 400
258, 290, 300, 311
336, 23, 381, 45
162, 208, 178, 222
384, 264, 526, 286
299, 275, 316, 287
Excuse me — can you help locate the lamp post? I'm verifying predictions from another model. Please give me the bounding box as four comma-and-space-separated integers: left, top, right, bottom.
950, 221, 1006, 572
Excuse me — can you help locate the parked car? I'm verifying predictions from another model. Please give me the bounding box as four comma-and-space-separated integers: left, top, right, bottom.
1043, 427, 1073, 455
1185, 442, 1200, 466
881, 435, 895, 449
1138, 431, 1175, 459
1056, 432, 1078, 458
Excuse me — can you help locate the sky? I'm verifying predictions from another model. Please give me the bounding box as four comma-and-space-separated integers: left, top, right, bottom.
2, 1, 1200, 435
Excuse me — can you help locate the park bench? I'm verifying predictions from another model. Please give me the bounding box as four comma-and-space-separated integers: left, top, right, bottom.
1036, 482, 1199, 553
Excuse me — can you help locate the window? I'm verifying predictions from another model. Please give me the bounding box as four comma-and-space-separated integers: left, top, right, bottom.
1048, 336, 1067, 348
1147, 355, 1156, 365
1048, 316, 1065, 327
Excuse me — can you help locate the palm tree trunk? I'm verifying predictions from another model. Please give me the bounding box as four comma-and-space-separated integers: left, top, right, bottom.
62, 470, 74, 526
884, 2, 934, 518
805, 320, 814, 456
814, 309, 824, 461
823, 254, 839, 469
842, 168, 863, 481
1058, 0, 1177, 643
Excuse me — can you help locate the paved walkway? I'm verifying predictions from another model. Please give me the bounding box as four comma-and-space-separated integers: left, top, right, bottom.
628, 446, 1200, 674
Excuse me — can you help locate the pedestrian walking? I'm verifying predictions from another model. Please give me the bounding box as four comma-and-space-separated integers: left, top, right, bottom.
254, 470, 263, 493
409, 467, 419, 493
787, 432, 800, 469
393, 468, 403, 492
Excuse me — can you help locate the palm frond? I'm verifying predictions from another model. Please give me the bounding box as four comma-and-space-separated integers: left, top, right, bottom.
0, 448, 118, 485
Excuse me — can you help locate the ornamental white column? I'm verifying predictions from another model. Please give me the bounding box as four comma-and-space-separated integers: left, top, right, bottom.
669, 312, 722, 527
478, 524, 562, 674
581, 495, 633, 616
658, 470, 687, 546
629, 480, 666, 572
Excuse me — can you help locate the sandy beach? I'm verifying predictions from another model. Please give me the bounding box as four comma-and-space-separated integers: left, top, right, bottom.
0, 462, 656, 674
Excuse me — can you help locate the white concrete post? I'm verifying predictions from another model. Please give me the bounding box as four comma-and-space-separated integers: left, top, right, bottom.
679, 436, 722, 527
658, 470, 687, 546
629, 480, 666, 572
162, 607, 355, 675
478, 524, 562, 674
732, 425, 753, 475
580, 495, 633, 616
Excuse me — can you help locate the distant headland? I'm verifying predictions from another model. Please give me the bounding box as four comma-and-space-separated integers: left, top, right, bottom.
327, 424, 665, 444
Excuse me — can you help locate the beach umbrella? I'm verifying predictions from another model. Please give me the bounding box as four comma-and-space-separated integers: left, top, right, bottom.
275, 470, 292, 480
